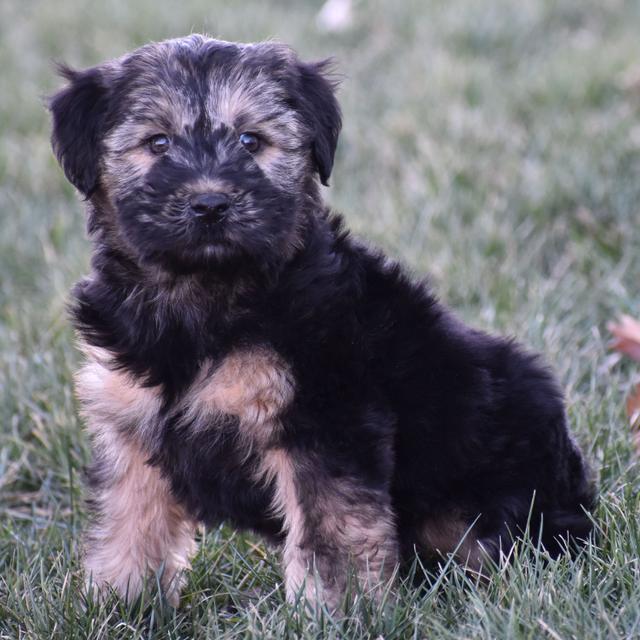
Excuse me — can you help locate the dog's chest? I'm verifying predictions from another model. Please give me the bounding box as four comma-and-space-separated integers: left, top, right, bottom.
74, 344, 163, 442
176, 347, 295, 443
76, 342, 294, 428
75, 342, 295, 529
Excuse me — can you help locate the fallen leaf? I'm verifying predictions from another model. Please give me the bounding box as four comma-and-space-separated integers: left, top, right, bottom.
627, 384, 640, 454
607, 315, 640, 362
608, 315, 640, 454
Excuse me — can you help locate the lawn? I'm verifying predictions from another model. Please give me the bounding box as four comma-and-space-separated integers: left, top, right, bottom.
1, 0, 640, 637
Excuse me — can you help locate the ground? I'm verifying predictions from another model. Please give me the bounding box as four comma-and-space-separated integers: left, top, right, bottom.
1, 0, 640, 638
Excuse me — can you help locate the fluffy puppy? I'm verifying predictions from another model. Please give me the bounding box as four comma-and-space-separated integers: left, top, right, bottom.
49, 35, 595, 609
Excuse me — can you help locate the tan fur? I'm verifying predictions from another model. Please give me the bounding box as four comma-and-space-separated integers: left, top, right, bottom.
420, 514, 486, 571
214, 80, 262, 129
154, 90, 199, 135
260, 448, 321, 603
84, 437, 197, 605
181, 348, 295, 447
317, 481, 398, 605
253, 145, 301, 189
325, 497, 397, 578
260, 448, 397, 608
75, 343, 162, 442
102, 142, 158, 193
125, 147, 158, 172
130, 84, 199, 137
76, 343, 197, 604
103, 119, 161, 157
187, 177, 236, 198
210, 70, 306, 140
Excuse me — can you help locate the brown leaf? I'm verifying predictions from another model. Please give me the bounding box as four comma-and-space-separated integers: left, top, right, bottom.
608, 316, 640, 453
607, 315, 640, 362
627, 384, 640, 454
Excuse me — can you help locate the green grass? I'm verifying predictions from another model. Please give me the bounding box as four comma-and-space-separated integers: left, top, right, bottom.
1, 0, 640, 637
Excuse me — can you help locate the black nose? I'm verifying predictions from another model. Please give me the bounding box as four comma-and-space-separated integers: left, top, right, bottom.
190, 192, 230, 222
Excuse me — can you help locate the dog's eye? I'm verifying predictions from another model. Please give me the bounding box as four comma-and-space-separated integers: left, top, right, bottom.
239, 132, 261, 153
148, 134, 171, 155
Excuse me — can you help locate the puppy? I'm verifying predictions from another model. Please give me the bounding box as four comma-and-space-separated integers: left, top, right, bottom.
49, 35, 595, 609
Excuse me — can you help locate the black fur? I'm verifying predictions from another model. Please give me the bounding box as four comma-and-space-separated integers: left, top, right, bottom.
49, 65, 111, 196
50, 36, 595, 602
294, 60, 342, 186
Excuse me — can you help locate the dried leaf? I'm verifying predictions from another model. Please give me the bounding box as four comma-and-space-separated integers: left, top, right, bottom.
607, 315, 640, 362
608, 315, 640, 453
627, 384, 640, 454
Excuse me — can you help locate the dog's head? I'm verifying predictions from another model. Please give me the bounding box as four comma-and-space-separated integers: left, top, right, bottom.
49, 35, 341, 273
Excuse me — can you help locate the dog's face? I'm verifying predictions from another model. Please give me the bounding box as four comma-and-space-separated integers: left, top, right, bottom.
50, 36, 341, 273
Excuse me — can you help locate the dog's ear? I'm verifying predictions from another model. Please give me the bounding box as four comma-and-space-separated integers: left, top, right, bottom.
49, 64, 112, 197
295, 61, 342, 186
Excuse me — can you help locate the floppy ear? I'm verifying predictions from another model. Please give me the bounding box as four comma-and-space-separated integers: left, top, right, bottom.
49, 64, 111, 197
296, 60, 342, 186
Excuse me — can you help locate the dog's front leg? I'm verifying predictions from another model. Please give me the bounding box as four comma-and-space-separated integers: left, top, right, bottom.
83, 432, 197, 605
76, 352, 197, 605
262, 448, 398, 610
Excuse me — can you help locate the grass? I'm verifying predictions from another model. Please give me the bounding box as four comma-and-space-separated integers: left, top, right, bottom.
1, 0, 640, 637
